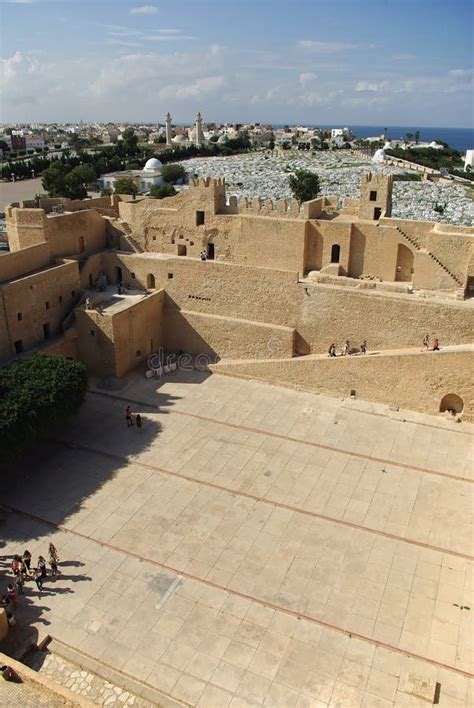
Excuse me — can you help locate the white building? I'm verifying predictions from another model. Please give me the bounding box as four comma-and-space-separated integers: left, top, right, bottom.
100, 157, 164, 194
464, 149, 474, 171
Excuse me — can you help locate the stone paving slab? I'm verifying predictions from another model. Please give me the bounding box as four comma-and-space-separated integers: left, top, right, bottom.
1, 373, 472, 707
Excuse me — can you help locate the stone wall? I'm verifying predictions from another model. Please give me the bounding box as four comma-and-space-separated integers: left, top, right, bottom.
0, 242, 51, 284
212, 349, 474, 421
163, 307, 295, 360
0, 261, 80, 359
103, 253, 474, 354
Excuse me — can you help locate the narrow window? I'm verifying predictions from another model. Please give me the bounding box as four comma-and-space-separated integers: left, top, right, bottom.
58, 295, 63, 304
45, 301, 50, 310
136, 349, 141, 357
369, 190, 377, 201
43, 323, 51, 340
196, 210, 205, 226
168, 273, 173, 279
147, 273, 155, 289
14, 339, 23, 354
177, 244, 187, 256
17, 312, 22, 321
90, 330, 95, 337
71, 290, 76, 298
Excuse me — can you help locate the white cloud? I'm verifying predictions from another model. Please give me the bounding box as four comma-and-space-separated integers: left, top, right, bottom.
354, 80, 388, 92
299, 72, 317, 87
6, 0, 37, 4
159, 75, 224, 100
142, 34, 196, 41
130, 5, 158, 14
297, 40, 371, 52
449, 68, 472, 77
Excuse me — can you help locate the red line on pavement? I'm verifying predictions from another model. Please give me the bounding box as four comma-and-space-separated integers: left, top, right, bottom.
90, 390, 473, 484
59, 440, 474, 561
2, 503, 472, 680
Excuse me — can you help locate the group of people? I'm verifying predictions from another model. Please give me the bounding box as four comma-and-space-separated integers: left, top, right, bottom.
328, 339, 367, 357
200, 251, 208, 261
1, 544, 60, 626
422, 334, 440, 351
125, 405, 143, 430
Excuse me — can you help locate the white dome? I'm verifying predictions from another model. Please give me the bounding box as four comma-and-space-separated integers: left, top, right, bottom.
143, 157, 162, 172
372, 148, 386, 164
173, 135, 187, 143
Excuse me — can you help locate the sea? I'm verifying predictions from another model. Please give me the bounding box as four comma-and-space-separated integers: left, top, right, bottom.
327, 126, 473, 153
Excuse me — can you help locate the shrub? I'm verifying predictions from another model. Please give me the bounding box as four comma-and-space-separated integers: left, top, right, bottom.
149, 183, 177, 199
0, 353, 87, 465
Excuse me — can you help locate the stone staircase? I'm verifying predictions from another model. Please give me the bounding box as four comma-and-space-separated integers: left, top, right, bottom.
62, 292, 87, 332
108, 217, 144, 253
23, 636, 186, 708
395, 225, 464, 289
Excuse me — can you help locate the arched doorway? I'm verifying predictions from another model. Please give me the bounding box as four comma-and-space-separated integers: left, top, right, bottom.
395, 244, 414, 282
147, 273, 155, 289
331, 244, 340, 263
115, 266, 122, 283
207, 243, 215, 260
439, 393, 464, 414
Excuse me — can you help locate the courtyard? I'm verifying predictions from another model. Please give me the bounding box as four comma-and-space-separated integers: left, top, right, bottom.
1, 370, 473, 707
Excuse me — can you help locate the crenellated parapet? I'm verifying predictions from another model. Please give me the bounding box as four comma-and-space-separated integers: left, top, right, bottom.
224, 195, 304, 217
191, 176, 226, 189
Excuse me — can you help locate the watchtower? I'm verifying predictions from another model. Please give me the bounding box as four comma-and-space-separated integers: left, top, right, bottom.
359, 173, 393, 220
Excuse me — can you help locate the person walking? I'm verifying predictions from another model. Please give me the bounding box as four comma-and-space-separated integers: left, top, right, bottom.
14, 570, 24, 596
432, 338, 440, 351
23, 550, 32, 572
328, 343, 337, 357
342, 339, 350, 356
422, 334, 430, 350
38, 555, 47, 579
11, 555, 20, 576
33, 568, 43, 592
126, 405, 133, 427
49, 544, 60, 578
360, 340, 367, 355
6, 583, 17, 607
136, 414, 143, 432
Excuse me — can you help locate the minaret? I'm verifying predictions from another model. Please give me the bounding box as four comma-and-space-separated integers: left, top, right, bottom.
165, 112, 173, 148
195, 112, 204, 147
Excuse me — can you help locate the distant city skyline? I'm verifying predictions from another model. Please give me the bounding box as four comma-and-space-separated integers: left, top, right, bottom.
0, 0, 473, 128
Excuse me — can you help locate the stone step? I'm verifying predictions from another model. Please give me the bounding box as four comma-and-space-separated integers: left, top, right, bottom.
43, 637, 188, 708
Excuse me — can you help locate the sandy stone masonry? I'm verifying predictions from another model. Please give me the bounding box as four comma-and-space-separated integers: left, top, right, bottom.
1, 174, 473, 418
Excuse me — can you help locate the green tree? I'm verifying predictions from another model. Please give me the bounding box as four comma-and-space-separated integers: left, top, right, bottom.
42, 161, 68, 196
100, 187, 113, 196
288, 170, 321, 204
149, 183, 177, 199
161, 163, 185, 183
0, 353, 87, 465
0, 140, 10, 152
114, 177, 138, 195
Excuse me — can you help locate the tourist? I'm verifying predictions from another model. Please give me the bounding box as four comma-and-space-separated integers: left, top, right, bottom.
328, 343, 337, 357
422, 334, 430, 350
200, 251, 207, 261
38, 555, 47, 579
342, 340, 350, 356
49, 544, 60, 578
360, 340, 367, 355
22, 550, 32, 571
6, 584, 17, 607
33, 568, 43, 592
14, 571, 24, 596
432, 338, 440, 351
136, 414, 143, 431
126, 405, 134, 427
11, 555, 20, 576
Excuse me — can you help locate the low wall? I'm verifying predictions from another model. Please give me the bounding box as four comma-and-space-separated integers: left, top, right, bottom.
163, 307, 295, 360
211, 349, 474, 421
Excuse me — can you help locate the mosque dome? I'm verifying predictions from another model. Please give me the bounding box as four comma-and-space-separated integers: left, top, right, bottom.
372, 148, 386, 164
173, 135, 187, 143
143, 157, 162, 172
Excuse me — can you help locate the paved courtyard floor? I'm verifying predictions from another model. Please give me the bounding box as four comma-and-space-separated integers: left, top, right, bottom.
1, 371, 473, 707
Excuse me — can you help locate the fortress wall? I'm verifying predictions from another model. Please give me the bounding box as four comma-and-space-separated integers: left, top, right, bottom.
45, 210, 107, 258
103, 253, 473, 354
212, 349, 474, 421
163, 308, 295, 360
0, 242, 51, 284
112, 289, 164, 377
5, 207, 47, 251
1, 261, 80, 357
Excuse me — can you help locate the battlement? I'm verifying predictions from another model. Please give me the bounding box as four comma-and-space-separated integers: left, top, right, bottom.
221, 194, 339, 219
191, 176, 226, 189
362, 172, 394, 187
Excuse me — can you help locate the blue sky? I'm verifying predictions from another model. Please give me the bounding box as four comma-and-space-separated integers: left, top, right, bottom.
0, 0, 472, 126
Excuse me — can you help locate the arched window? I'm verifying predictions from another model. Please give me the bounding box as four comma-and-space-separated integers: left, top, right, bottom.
331, 244, 340, 263
147, 273, 155, 289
